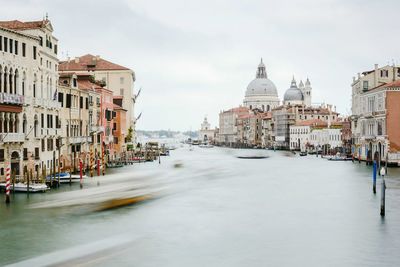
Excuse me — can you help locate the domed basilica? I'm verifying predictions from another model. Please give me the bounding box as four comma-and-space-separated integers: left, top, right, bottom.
244, 59, 312, 110
243, 59, 280, 111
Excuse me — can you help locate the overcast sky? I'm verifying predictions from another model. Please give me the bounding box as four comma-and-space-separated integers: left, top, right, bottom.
2, 0, 399, 131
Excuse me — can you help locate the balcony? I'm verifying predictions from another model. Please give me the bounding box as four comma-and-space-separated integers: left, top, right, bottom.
0, 133, 25, 143
33, 98, 61, 109
46, 128, 63, 136
0, 93, 24, 105
90, 125, 105, 133
104, 135, 113, 144
69, 136, 89, 144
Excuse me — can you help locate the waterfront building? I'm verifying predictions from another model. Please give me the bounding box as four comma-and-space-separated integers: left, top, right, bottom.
289, 119, 342, 152
351, 65, 400, 164
59, 54, 136, 151
112, 100, 127, 157
273, 104, 339, 150
243, 59, 280, 111
0, 19, 60, 176
261, 112, 273, 148
218, 106, 249, 146
58, 72, 91, 170
198, 116, 215, 143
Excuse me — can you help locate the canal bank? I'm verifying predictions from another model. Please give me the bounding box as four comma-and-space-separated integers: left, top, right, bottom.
1, 147, 400, 266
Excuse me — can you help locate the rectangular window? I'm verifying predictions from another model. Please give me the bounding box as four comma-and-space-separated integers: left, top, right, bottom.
22, 43, 26, 57
0, 36, 2, 51
9, 39, 13, 53
23, 148, 28, 160
41, 114, 44, 128
33, 46, 37, 59
80, 96, 83, 109
120, 77, 124, 84
54, 44, 58, 55
14, 40, 18, 55
85, 97, 89, 109
58, 92, 64, 107
4, 37, 8, 52
35, 147, 40, 159
363, 81, 368, 91
42, 139, 45, 152
39, 36, 43, 46
0, 149, 4, 162
66, 94, 71, 108
73, 78, 77, 87
120, 88, 124, 96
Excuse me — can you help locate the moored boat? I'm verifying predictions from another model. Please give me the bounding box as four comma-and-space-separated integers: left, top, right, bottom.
0, 182, 48, 192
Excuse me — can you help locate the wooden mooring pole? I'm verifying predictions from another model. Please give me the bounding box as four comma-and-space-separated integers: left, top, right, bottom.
372, 160, 377, 194
380, 167, 386, 217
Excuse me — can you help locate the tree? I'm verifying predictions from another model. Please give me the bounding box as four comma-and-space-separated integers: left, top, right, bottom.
126, 126, 133, 142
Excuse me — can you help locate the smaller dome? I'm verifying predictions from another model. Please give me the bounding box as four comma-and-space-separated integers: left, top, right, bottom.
284, 77, 304, 102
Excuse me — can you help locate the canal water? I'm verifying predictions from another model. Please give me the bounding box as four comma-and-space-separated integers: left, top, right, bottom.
1, 147, 400, 266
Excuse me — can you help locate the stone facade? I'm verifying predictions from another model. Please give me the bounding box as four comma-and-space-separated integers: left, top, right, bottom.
0, 19, 60, 176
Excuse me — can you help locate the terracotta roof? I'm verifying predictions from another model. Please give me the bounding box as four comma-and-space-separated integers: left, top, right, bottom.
295, 119, 327, 127
384, 80, 400, 88
113, 104, 126, 111
77, 80, 98, 91
0, 20, 49, 30
59, 54, 130, 71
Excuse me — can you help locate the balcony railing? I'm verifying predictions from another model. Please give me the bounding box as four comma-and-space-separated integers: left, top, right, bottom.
46, 128, 63, 136
0, 133, 25, 143
33, 98, 61, 109
90, 125, 105, 133
69, 136, 89, 144
0, 93, 24, 105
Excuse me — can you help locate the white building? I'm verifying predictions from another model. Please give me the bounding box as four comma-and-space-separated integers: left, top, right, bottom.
290, 120, 342, 151
243, 59, 280, 112
0, 19, 61, 176
198, 116, 215, 142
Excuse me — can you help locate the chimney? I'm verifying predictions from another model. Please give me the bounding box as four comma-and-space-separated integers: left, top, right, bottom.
67, 57, 70, 63
352, 76, 355, 82
96, 55, 100, 61
374, 64, 378, 87
357, 73, 361, 79
74, 57, 79, 63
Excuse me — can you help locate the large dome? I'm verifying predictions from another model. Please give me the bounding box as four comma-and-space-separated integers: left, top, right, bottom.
284, 78, 304, 101
246, 78, 278, 97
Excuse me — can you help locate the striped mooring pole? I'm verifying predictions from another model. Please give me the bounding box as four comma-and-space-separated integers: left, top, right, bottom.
102, 147, 106, 176
90, 147, 94, 178
5, 162, 11, 203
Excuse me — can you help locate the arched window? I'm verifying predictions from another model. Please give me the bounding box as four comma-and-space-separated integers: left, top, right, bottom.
14, 69, 18, 94
23, 114, 27, 134
22, 71, 26, 95
34, 115, 38, 137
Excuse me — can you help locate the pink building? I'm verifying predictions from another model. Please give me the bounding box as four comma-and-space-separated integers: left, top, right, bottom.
95, 86, 115, 160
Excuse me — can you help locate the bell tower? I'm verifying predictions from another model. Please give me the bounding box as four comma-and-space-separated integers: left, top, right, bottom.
302, 78, 312, 107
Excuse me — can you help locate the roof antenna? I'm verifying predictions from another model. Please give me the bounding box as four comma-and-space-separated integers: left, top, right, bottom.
45, 12, 48, 20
